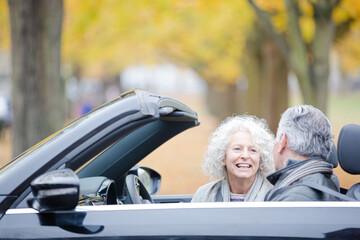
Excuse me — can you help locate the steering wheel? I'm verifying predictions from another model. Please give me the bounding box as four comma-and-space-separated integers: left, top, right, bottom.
125, 174, 154, 204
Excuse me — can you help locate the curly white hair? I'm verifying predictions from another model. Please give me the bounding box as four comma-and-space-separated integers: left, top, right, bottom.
202, 115, 275, 180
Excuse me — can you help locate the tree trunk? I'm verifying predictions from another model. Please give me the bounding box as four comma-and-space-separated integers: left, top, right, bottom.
310, 2, 336, 113
248, 0, 339, 114
8, 0, 64, 157
284, 0, 316, 107
243, 22, 288, 133
261, 41, 288, 133
285, 0, 337, 114
206, 83, 238, 121
206, 22, 288, 133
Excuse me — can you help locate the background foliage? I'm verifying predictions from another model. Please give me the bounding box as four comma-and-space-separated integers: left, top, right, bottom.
1, 0, 360, 192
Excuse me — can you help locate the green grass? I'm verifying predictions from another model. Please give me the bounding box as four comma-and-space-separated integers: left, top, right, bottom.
328, 93, 360, 138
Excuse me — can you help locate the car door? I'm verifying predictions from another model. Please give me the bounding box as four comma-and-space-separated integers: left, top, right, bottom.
2, 202, 360, 239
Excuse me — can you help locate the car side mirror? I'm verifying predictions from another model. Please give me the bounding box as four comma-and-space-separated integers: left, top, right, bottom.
27, 169, 80, 212
129, 166, 161, 195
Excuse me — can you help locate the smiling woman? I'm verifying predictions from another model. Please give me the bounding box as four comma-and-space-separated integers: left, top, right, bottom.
191, 115, 275, 202
225, 130, 261, 196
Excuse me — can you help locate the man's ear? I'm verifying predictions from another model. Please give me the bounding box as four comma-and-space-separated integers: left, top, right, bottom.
278, 133, 287, 154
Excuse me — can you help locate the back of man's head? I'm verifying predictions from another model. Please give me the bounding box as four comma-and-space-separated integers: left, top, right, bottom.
276, 105, 333, 160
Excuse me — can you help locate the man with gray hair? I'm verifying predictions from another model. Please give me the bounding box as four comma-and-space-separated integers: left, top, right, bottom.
265, 105, 339, 201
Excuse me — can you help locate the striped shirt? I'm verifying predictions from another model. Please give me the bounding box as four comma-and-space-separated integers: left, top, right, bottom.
230, 192, 246, 202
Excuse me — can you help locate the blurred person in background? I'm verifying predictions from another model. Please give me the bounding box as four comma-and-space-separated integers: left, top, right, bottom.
191, 115, 275, 202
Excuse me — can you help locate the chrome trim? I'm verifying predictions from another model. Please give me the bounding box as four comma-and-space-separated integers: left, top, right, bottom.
6, 201, 360, 215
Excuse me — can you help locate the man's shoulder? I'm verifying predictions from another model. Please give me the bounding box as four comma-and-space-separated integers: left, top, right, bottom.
268, 173, 339, 201
298, 172, 337, 188
268, 186, 315, 201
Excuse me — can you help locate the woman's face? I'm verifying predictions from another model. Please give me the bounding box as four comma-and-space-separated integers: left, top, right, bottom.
224, 130, 260, 183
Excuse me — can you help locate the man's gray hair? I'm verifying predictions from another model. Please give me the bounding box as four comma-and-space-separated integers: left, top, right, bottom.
202, 115, 275, 180
276, 105, 333, 160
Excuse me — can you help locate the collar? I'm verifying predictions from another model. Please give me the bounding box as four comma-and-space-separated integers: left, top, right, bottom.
267, 157, 322, 185
285, 159, 303, 167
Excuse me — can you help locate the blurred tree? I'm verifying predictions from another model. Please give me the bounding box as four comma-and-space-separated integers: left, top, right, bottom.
157, 1, 288, 130
61, 0, 288, 130
0, 0, 10, 49
336, 25, 360, 81
155, 1, 251, 120
248, 0, 360, 114
242, 21, 288, 132
62, 1, 248, 118
61, 0, 360, 125
63, 0, 163, 78
333, 0, 360, 80
8, 0, 65, 156
3, 0, 360, 158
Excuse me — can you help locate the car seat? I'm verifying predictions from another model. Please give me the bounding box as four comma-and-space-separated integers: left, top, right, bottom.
337, 124, 360, 200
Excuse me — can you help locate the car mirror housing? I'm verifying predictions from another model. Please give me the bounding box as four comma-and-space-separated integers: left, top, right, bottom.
27, 169, 80, 212
129, 166, 161, 195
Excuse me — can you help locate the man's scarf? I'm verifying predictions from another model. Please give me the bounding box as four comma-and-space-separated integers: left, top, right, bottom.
267, 160, 333, 198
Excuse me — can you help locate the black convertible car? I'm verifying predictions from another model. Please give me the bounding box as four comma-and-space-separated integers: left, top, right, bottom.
0, 89, 360, 239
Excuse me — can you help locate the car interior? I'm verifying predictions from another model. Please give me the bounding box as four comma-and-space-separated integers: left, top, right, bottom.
72, 123, 360, 207
71, 107, 198, 206
26, 122, 360, 212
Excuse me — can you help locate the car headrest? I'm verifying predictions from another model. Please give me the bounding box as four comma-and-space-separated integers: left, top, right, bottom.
326, 141, 338, 168
337, 124, 360, 174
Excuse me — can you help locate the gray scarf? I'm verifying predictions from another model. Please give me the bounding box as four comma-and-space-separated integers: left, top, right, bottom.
266, 159, 333, 199
191, 173, 272, 202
